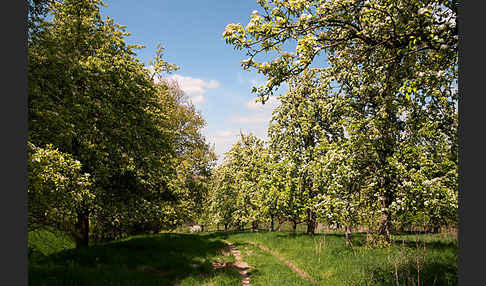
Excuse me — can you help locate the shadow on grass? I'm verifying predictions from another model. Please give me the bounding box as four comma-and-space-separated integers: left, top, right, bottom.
366, 259, 457, 286
29, 233, 239, 286
201, 230, 232, 240
392, 239, 457, 252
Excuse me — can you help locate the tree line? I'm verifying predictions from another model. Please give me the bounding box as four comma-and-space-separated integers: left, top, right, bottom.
208, 0, 458, 246
28, 0, 458, 249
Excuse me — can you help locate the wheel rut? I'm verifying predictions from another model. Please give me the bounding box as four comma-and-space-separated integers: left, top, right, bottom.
247, 241, 316, 285
221, 241, 251, 286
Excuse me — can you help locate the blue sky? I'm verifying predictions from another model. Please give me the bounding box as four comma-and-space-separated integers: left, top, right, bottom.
100, 0, 286, 163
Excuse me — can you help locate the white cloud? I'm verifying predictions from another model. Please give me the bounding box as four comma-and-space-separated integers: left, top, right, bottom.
245, 96, 280, 111
229, 114, 271, 124
191, 95, 206, 105
207, 80, 220, 89
168, 74, 220, 105
215, 130, 236, 139
211, 96, 279, 161
210, 130, 240, 146
205, 129, 240, 162
205, 127, 270, 164
227, 96, 280, 125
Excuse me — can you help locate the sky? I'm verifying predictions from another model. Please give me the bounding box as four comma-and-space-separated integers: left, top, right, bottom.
100, 0, 286, 164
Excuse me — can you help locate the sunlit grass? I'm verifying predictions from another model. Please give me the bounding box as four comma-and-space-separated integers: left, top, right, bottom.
28, 229, 457, 285
223, 230, 457, 286
234, 240, 314, 286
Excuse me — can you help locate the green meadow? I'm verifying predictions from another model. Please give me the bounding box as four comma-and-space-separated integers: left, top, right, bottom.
29, 228, 457, 286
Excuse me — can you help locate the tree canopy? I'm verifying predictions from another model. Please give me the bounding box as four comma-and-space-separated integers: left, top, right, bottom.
219, 0, 458, 244
28, 0, 458, 249
28, 0, 215, 246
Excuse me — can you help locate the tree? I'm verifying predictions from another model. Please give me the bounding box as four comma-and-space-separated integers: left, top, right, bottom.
224, 0, 457, 102
28, 0, 215, 246
224, 0, 457, 243
268, 70, 344, 235
28, 142, 94, 246
158, 79, 217, 228
389, 96, 458, 233
209, 162, 238, 231
266, 156, 305, 232
257, 154, 284, 232
208, 133, 268, 232
227, 133, 267, 231
312, 140, 366, 246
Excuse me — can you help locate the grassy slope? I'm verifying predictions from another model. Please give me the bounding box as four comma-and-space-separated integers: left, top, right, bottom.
28, 229, 457, 286
222, 231, 457, 286
29, 232, 240, 286
29, 228, 76, 257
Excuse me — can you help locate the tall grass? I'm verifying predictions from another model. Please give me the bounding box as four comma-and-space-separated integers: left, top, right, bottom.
222, 230, 457, 286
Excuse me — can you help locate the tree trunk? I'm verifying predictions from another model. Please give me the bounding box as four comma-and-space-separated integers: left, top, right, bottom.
73, 211, 89, 248
217, 224, 220, 231
345, 225, 351, 247
251, 222, 256, 232
398, 223, 405, 233
291, 219, 297, 232
377, 193, 392, 243
270, 215, 274, 232
224, 223, 228, 231
306, 209, 316, 235
277, 219, 283, 232
201, 225, 205, 232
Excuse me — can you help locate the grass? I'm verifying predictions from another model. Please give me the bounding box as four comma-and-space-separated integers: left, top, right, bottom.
29, 229, 457, 286
220, 230, 457, 286
29, 231, 241, 286
29, 228, 76, 257
233, 240, 314, 285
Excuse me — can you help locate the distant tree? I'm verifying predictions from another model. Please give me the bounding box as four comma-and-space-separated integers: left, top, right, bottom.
209, 163, 238, 231
268, 70, 345, 235
227, 133, 267, 231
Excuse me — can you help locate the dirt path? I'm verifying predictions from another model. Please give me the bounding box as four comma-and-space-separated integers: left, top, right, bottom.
221, 241, 251, 286
247, 241, 317, 285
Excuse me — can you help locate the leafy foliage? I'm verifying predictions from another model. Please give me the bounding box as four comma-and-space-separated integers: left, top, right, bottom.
209, 133, 268, 230
28, 142, 93, 233
220, 0, 458, 243
28, 0, 215, 246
